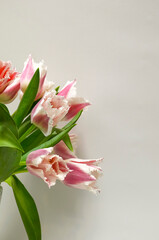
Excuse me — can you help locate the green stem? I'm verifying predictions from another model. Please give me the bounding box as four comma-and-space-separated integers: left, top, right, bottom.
19, 162, 27, 167
18, 115, 31, 137
11, 110, 17, 118
19, 125, 36, 143
13, 169, 28, 175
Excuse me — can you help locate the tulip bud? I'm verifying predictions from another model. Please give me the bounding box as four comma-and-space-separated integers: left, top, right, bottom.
20, 55, 53, 100
0, 60, 20, 103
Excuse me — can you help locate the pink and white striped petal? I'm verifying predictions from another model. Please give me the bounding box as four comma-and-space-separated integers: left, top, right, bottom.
20, 55, 51, 100
62, 157, 102, 194
53, 134, 77, 160
0, 77, 20, 103
64, 97, 91, 120
58, 79, 76, 99
0, 60, 20, 103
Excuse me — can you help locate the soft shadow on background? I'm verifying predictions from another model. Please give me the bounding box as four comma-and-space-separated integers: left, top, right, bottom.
0, 0, 159, 239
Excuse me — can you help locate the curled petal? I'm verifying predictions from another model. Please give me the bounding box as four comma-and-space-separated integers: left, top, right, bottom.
58, 79, 76, 99
64, 97, 91, 120
26, 148, 53, 165
63, 158, 103, 194
0, 77, 20, 103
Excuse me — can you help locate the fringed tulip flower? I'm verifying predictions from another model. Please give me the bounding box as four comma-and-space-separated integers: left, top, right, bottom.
31, 80, 90, 136
54, 136, 103, 194
26, 148, 69, 188
58, 80, 91, 120
20, 55, 53, 100
31, 91, 69, 136
27, 140, 102, 193
0, 60, 20, 103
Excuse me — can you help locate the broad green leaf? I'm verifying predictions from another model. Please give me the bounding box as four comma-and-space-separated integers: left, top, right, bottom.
21, 123, 76, 163
13, 69, 40, 128
0, 105, 18, 138
0, 148, 21, 182
9, 176, 41, 240
0, 125, 23, 152
0, 125, 23, 182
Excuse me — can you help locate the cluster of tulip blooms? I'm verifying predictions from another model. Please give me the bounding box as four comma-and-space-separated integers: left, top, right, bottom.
0, 56, 102, 239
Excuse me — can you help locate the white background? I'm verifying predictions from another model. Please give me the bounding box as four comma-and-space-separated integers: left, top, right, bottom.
0, 0, 159, 239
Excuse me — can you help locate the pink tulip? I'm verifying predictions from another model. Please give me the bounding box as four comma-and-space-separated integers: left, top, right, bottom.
58, 80, 91, 120
0, 60, 20, 103
31, 91, 69, 136
26, 147, 69, 188
54, 136, 103, 194
20, 55, 53, 100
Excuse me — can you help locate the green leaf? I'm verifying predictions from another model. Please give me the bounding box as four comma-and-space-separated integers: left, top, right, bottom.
0, 103, 10, 114
21, 123, 76, 163
13, 69, 40, 128
21, 129, 45, 152
9, 176, 41, 240
63, 110, 83, 130
19, 125, 36, 143
55, 86, 60, 94
0, 148, 22, 182
55, 128, 73, 151
0, 125, 23, 152
32, 124, 75, 151
0, 125, 23, 182
63, 134, 73, 151
0, 104, 18, 138
18, 116, 32, 138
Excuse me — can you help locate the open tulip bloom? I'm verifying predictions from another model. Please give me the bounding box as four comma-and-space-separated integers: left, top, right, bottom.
0, 55, 103, 239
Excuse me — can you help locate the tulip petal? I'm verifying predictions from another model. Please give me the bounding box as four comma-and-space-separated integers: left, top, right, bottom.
63, 157, 102, 193
0, 60, 20, 103
20, 55, 34, 92
58, 80, 76, 98
26, 148, 53, 165
64, 162, 96, 184
20, 55, 49, 100
53, 134, 77, 160
0, 77, 20, 104
64, 97, 90, 120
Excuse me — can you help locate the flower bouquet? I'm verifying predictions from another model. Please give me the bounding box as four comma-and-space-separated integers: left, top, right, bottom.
0, 56, 102, 239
